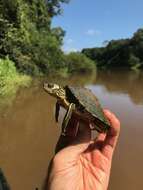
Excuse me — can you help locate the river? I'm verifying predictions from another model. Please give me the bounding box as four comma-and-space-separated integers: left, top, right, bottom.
0, 69, 143, 190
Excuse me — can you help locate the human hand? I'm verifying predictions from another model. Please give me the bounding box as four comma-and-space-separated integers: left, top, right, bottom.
47, 109, 120, 190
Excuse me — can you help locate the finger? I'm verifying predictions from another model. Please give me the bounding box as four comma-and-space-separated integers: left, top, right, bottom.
55, 114, 79, 153
75, 120, 91, 144
66, 121, 92, 163
63, 121, 91, 157
83, 133, 106, 158
55, 109, 92, 152
104, 109, 120, 135
92, 133, 106, 150
54, 121, 91, 164
95, 133, 106, 142
102, 109, 120, 160
65, 114, 79, 137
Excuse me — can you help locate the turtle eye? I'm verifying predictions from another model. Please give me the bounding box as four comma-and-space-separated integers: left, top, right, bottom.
48, 83, 54, 88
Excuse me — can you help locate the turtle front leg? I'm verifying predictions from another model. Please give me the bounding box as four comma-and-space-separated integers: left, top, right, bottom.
61, 103, 75, 136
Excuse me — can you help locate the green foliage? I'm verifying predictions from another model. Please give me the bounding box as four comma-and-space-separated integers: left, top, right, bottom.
65, 52, 96, 74
0, 0, 68, 75
131, 29, 143, 64
0, 0, 96, 82
0, 57, 31, 96
82, 28, 143, 69
46, 0, 70, 17
128, 54, 141, 70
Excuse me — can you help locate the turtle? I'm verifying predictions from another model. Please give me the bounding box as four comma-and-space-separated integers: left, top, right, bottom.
43, 83, 110, 135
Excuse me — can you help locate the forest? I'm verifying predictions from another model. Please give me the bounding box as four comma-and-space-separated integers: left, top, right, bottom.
82, 28, 143, 70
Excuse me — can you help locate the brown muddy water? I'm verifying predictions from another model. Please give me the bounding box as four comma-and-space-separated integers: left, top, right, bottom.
0, 70, 143, 190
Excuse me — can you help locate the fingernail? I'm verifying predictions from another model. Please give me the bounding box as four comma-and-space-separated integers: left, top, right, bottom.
104, 109, 111, 114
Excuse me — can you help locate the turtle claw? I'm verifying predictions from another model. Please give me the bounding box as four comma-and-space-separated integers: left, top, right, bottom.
89, 123, 95, 130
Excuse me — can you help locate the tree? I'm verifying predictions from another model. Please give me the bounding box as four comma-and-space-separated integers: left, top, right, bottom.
128, 54, 141, 70
65, 52, 95, 74
46, 0, 70, 17
0, 0, 70, 75
82, 28, 143, 69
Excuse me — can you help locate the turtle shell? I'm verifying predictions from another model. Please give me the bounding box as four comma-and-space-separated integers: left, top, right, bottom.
65, 86, 110, 132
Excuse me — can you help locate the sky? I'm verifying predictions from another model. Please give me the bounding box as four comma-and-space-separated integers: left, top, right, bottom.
52, 0, 143, 52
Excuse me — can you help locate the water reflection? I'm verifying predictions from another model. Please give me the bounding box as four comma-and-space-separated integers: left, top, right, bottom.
0, 71, 97, 113
45, 70, 97, 86
0, 69, 143, 190
95, 69, 143, 104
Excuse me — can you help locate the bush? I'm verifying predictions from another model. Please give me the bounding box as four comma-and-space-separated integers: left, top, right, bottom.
0, 57, 31, 96
65, 52, 96, 74
128, 54, 141, 70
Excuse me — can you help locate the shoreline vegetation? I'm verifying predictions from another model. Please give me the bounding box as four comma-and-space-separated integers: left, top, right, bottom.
0, 0, 143, 98
0, 57, 31, 97
0, 57, 31, 110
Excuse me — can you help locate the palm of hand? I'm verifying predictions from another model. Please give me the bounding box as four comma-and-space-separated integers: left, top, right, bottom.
48, 110, 120, 190
78, 147, 111, 190
54, 148, 111, 190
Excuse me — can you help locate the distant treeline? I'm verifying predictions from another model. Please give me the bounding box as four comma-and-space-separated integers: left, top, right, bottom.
82, 29, 143, 70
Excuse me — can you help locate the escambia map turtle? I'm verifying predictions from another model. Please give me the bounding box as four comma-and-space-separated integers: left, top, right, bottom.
43, 83, 110, 135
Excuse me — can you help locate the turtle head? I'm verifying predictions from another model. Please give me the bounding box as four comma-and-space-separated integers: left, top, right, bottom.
43, 82, 65, 99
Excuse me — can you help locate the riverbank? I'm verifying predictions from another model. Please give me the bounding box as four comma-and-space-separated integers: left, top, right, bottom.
0, 57, 31, 97
0, 52, 96, 95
